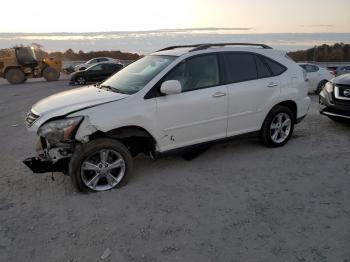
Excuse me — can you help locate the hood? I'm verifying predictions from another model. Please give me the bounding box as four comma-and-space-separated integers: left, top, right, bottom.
333, 73, 350, 85
32, 85, 129, 118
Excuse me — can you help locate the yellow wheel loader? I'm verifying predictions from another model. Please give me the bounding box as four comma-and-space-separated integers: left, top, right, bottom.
0, 46, 62, 84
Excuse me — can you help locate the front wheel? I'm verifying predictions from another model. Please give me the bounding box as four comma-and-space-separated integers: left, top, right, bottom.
43, 67, 60, 81
75, 76, 86, 85
69, 138, 133, 192
260, 105, 295, 147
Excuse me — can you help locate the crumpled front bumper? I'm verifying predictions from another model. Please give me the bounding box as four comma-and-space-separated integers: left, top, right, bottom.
319, 90, 350, 119
23, 157, 69, 174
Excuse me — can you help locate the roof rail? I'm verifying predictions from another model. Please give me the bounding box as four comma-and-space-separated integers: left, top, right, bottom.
157, 44, 202, 52
190, 43, 272, 51
156, 43, 272, 52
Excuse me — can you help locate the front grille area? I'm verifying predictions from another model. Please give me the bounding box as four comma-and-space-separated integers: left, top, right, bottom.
335, 85, 350, 103
25, 111, 39, 128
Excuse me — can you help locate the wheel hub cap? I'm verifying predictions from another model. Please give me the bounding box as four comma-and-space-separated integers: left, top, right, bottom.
270, 112, 292, 144
80, 149, 126, 191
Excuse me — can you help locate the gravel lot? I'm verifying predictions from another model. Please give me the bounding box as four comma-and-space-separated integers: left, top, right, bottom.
0, 76, 349, 262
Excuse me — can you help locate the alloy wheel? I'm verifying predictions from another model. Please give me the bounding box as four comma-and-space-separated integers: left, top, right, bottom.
80, 149, 126, 191
270, 112, 292, 144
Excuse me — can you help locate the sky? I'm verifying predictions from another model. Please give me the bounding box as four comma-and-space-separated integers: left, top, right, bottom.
0, 0, 349, 33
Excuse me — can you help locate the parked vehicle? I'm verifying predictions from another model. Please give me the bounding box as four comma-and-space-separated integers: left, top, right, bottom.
327, 66, 338, 76
0, 46, 62, 84
319, 73, 350, 122
70, 62, 123, 85
74, 57, 116, 71
298, 63, 334, 94
23, 43, 310, 192
335, 65, 350, 76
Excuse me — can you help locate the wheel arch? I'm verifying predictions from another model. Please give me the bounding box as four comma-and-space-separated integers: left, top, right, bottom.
89, 125, 158, 157
265, 100, 298, 124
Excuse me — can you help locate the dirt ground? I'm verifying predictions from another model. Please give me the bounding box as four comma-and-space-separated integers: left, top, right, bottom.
0, 77, 349, 262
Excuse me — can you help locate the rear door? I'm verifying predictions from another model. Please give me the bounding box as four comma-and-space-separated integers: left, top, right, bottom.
222, 52, 282, 136
155, 54, 228, 151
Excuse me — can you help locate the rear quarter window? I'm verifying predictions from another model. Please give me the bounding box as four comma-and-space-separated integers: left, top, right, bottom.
255, 55, 272, 78
262, 57, 287, 76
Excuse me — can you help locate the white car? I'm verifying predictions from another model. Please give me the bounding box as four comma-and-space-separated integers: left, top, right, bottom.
74, 57, 116, 71
24, 43, 310, 192
298, 63, 334, 94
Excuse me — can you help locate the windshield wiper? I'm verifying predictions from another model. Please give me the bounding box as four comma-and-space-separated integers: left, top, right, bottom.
99, 85, 128, 94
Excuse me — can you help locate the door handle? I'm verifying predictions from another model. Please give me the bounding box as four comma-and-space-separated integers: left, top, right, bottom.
267, 82, 278, 88
212, 92, 227, 98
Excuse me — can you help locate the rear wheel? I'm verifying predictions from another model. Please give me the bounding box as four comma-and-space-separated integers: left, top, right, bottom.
260, 105, 295, 147
43, 67, 60, 81
69, 138, 132, 192
5, 68, 25, 84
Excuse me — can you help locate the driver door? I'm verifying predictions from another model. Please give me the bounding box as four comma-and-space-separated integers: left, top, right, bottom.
155, 54, 228, 152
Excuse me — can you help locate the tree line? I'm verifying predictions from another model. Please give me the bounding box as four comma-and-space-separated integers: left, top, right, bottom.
29, 42, 350, 62
30, 44, 141, 61
288, 43, 350, 62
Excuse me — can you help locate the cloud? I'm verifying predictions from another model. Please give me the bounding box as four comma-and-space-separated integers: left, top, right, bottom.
300, 25, 336, 28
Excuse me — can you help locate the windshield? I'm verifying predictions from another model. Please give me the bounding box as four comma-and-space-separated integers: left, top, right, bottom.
100, 55, 176, 94
15, 47, 38, 67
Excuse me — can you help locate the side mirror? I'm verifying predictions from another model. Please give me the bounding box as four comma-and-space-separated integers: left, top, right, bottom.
160, 80, 182, 95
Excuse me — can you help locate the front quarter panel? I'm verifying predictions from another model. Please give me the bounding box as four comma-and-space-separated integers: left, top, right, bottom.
69, 94, 159, 148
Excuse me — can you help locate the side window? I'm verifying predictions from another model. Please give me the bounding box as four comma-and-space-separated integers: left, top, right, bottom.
223, 53, 257, 83
311, 65, 319, 72
263, 57, 286, 76
163, 54, 219, 92
90, 64, 103, 71
88, 59, 97, 64
303, 64, 318, 73
255, 55, 272, 78
102, 64, 113, 70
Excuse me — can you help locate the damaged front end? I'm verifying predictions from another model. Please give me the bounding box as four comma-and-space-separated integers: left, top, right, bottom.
23, 137, 75, 174
23, 116, 85, 174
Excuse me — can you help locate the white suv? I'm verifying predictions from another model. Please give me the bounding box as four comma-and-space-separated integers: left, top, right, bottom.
24, 43, 310, 192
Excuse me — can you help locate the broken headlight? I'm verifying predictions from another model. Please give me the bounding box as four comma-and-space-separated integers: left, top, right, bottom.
325, 82, 334, 93
38, 117, 83, 143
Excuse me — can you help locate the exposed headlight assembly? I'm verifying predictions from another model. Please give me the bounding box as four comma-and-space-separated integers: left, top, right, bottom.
325, 82, 334, 93
320, 82, 335, 104
38, 117, 83, 142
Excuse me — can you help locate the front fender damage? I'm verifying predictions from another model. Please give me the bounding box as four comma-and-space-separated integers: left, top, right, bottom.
23, 116, 98, 174
74, 116, 98, 143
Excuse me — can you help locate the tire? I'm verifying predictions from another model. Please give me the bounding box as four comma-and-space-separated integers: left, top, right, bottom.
43, 67, 60, 81
75, 76, 86, 85
69, 138, 133, 192
260, 105, 295, 147
315, 80, 328, 95
5, 68, 25, 84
